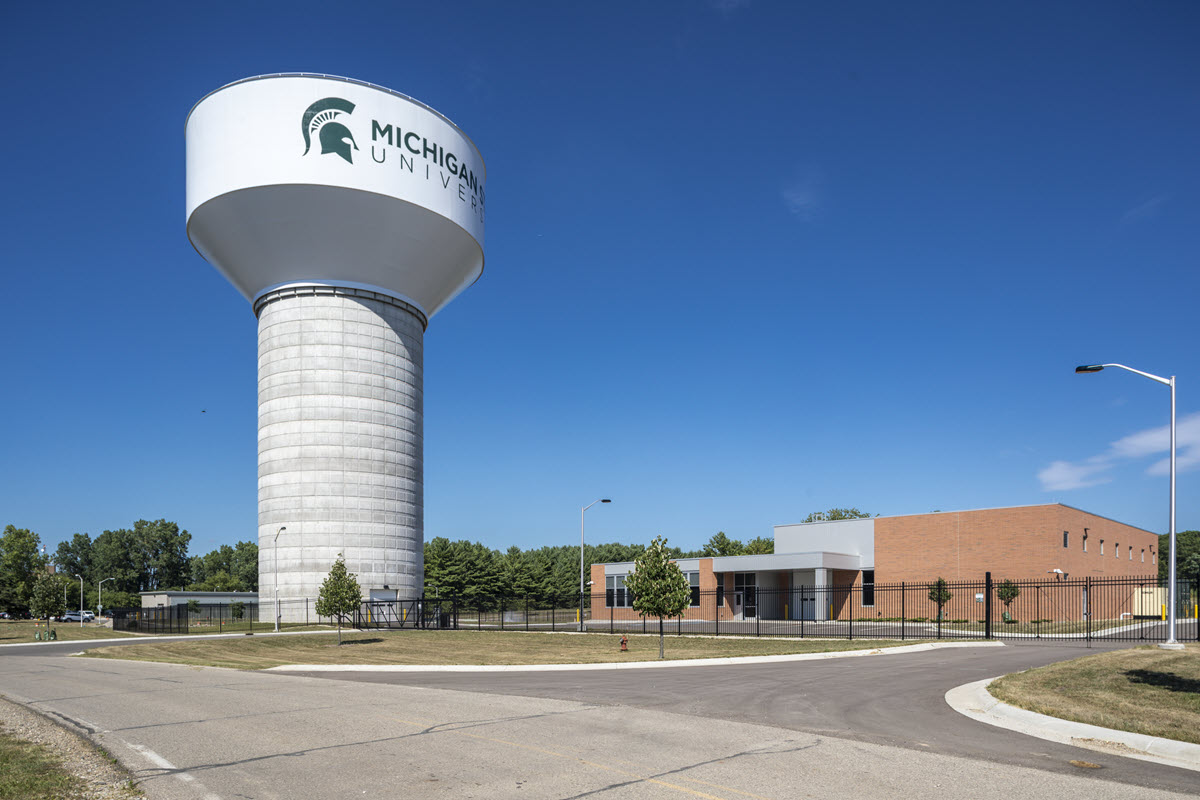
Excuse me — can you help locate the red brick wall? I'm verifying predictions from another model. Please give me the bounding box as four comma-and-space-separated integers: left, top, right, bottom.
873, 504, 1157, 583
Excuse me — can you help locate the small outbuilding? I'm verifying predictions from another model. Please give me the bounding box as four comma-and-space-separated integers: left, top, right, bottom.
139, 591, 259, 609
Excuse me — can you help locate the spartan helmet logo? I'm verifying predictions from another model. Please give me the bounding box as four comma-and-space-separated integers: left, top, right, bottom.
301, 97, 358, 164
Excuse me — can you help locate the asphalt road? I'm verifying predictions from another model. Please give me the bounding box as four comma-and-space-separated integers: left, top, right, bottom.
1, 637, 1197, 799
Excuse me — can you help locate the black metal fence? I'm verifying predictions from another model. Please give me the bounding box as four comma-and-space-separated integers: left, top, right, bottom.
367, 575, 1197, 646
112, 605, 191, 634
111, 575, 1198, 646
112, 600, 339, 634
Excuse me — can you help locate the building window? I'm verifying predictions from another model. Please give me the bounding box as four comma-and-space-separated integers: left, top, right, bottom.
1129, 545, 1133, 561
1100, 540, 1104, 555
1141, 549, 1145, 563
716, 576, 724, 608
1115, 542, 1119, 559
1083, 536, 1088, 553
687, 571, 700, 607
1063, 531, 1069, 548
606, 575, 633, 608
862, 570, 875, 607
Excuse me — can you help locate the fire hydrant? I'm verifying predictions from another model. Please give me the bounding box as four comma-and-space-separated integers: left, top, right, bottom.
620, 636, 628, 652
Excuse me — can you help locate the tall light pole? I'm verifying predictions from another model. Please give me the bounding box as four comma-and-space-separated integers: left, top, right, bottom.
74, 574, 83, 628
274, 526, 286, 632
1076, 363, 1181, 650
581, 499, 611, 596
97, 578, 114, 617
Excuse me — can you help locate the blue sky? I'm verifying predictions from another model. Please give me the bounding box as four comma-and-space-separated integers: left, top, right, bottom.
3, 1, 1198, 560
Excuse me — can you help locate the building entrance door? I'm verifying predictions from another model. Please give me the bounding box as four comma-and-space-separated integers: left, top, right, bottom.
735, 573, 756, 619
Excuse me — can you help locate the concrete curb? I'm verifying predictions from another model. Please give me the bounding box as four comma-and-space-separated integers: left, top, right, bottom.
267, 640, 1004, 672
945, 677, 1200, 773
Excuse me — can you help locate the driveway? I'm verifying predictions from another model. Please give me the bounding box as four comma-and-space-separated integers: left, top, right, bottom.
0, 638, 1196, 798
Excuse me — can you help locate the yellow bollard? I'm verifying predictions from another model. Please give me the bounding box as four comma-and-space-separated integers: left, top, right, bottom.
1162, 604, 1166, 621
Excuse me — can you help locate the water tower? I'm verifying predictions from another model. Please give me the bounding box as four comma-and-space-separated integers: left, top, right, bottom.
186, 74, 485, 615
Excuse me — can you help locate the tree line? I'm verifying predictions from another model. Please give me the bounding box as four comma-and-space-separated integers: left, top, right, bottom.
423, 530, 777, 604
0, 521, 258, 616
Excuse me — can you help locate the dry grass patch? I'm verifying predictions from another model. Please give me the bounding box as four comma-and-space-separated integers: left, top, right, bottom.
80, 630, 926, 670
990, 643, 1200, 745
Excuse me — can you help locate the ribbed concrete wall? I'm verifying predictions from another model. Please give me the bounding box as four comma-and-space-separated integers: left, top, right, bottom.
255, 286, 425, 616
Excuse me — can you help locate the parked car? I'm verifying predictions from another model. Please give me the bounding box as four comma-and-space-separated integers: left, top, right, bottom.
0, 612, 11, 620
62, 611, 95, 622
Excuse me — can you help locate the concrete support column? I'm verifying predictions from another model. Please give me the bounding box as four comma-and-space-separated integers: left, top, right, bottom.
255, 285, 426, 620
814, 568, 830, 621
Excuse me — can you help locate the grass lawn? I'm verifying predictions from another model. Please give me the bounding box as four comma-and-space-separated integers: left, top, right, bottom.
0, 620, 136, 643
990, 643, 1200, 745
80, 629, 931, 670
0, 729, 86, 800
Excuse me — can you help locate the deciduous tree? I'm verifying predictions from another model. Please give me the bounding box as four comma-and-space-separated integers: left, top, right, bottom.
802, 508, 872, 523
624, 536, 691, 659
0, 525, 48, 615
316, 554, 362, 644
30, 573, 65, 620
927, 577, 952, 622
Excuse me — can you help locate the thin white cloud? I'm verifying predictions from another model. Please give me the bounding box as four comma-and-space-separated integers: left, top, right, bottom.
1038, 459, 1112, 491
1120, 194, 1170, 226
1040, 411, 1200, 490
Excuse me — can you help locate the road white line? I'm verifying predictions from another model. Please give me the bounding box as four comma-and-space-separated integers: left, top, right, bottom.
126, 742, 222, 799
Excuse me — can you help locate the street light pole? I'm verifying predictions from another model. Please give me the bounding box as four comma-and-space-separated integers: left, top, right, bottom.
98, 578, 114, 617
580, 499, 612, 596
1076, 363, 1181, 649
274, 526, 286, 632
74, 574, 83, 629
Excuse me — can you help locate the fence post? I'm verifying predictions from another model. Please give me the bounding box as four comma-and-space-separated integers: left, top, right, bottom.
848, 588, 853, 641
525, 597, 530, 632
1086, 576, 1091, 644
610, 603, 614, 633
984, 572, 992, 641
901, 582, 906, 641
1036, 587, 1040, 639
579, 593, 584, 633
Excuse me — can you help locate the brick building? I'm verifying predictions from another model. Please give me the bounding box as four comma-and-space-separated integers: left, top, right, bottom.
590, 503, 1158, 623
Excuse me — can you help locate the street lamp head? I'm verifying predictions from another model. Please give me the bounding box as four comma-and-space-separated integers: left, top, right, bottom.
601, 499, 611, 503
1075, 365, 1105, 373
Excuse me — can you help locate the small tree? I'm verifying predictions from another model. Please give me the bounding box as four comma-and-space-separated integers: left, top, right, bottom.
315, 554, 362, 644
230, 601, 245, 621
29, 573, 65, 620
927, 577, 952, 622
624, 536, 691, 659
186, 599, 201, 617
996, 580, 1020, 621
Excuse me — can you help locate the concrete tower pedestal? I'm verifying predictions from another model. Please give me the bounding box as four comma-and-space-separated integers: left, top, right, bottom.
256, 286, 425, 618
